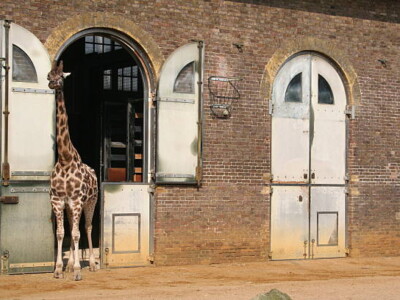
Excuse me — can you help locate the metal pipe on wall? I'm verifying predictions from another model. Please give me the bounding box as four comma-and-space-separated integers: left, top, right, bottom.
2, 20, 11, 186
196, 40, 204, 188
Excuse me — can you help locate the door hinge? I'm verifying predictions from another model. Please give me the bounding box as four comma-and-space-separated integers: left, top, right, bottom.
345, 187, 349, 195
268, 101, 274, 115
1, 250, 9, 274
345, 105, 355, 119
268, 251, 273, 259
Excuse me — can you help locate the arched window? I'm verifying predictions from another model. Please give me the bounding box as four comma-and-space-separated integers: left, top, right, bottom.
284, 73, 302, 103
173, 62, 195, 94
12, 45, 38, 83
318, 75, 334, 104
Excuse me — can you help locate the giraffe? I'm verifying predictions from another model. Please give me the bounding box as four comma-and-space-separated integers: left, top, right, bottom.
48, 60, 98, 281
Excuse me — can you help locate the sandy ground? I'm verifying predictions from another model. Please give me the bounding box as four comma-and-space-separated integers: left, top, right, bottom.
1, 257, 400, 299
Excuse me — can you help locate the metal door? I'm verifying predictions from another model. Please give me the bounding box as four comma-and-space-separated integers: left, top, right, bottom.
310, 55, 346, 185
156, 42, 204, 184
310, 187, 346, 258
101, 184, 150, 267
271, 54, 310, 183
0, 21, 55, 273
270, 186, 309, 259
270, 53, 347, 260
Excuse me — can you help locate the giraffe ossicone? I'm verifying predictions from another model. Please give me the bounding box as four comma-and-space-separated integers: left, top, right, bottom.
48, 60, 98, 281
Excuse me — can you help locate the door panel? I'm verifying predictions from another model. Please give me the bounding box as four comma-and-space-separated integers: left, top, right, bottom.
101, 184, 150, 267
310, 186, 346, 258
6, 21, 55, 175
271, 54, 310, 183
0, 21, 55, 274
156, 42, 203, 184
0, 184, 54, 274
270, 186, 309, 259
311, 56, 346, 185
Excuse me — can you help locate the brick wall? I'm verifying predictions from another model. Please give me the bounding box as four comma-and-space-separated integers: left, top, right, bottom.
1, 0, 400, 265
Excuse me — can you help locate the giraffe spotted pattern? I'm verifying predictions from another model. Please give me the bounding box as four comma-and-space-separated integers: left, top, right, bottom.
48, 61, 98, 281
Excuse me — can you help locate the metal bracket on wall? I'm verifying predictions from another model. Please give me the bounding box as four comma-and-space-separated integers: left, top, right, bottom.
268, 101, 274, 115
345, 105, 356, 119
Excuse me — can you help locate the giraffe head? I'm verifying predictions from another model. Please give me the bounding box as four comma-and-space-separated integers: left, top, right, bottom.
48, 60, 70, 90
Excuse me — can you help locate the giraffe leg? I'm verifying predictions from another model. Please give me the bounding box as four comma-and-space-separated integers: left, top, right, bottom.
84, 198, 96, 272
66, 206, 75, 273
70, 206, 83, 281
51, 197, 65, 279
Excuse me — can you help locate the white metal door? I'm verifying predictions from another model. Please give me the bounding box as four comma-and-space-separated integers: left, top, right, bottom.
271, 54, 310, 183
0, 20, 55, 274
310, 187, 346, 258
270, 53, 347, 260
156, 42, 203, 184
5, 22, 55, 176
270, 186, 309, 260
310, 56, 346, 185
101, 184, 150, 267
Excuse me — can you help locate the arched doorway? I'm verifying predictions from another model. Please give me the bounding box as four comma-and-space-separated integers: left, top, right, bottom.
56, 29, 153, 266
270, 53, 347, 259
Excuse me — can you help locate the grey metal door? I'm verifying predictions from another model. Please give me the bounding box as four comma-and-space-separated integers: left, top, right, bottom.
0, 21, 55, 273
270, 53, 347, 260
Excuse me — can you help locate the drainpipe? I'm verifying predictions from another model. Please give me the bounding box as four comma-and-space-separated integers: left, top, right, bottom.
2, 20, 11, 186
195, 40, 204, 188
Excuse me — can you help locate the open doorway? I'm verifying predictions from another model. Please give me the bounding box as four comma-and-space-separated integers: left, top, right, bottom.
58, 32, 147, 251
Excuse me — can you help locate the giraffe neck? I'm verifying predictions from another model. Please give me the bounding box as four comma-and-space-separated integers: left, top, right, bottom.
55, 89, 81, 166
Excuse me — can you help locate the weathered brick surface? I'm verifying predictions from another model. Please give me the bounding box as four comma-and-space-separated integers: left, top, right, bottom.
1, 0, 400, 265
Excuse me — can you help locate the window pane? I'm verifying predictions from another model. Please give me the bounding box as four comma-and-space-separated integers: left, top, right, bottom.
103, 69, 111, 90
118, 77, 122, 90
104, 45, 112, 53
12, 45, 38, 83
132, 78, 138, 92
95, 36, 103, 43
123, 67, 131, 76
284, 73, 302, 103
85, 43, 93, 54
103, 37, 111, 45
132, 65, 138, 77
123, 77, 131, 91
318, 75, 334, 104
173, 62, 195, 94
85, 35, 93, 43
95, 44, 103, 53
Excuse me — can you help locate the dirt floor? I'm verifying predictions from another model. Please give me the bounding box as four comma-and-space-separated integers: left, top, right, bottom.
1, 257, 400, 299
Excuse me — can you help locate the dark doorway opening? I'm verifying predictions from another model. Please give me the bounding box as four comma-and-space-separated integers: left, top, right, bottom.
59, 33, 146, 249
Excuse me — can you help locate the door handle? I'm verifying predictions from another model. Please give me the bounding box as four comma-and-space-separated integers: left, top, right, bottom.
298, 195, 303, 202
311, 172, 315, 179
303, 173, 308, 180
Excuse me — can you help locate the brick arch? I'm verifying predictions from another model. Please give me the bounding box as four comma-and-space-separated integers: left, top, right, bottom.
44, 12, 164, 79
260, 37, 361, 106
